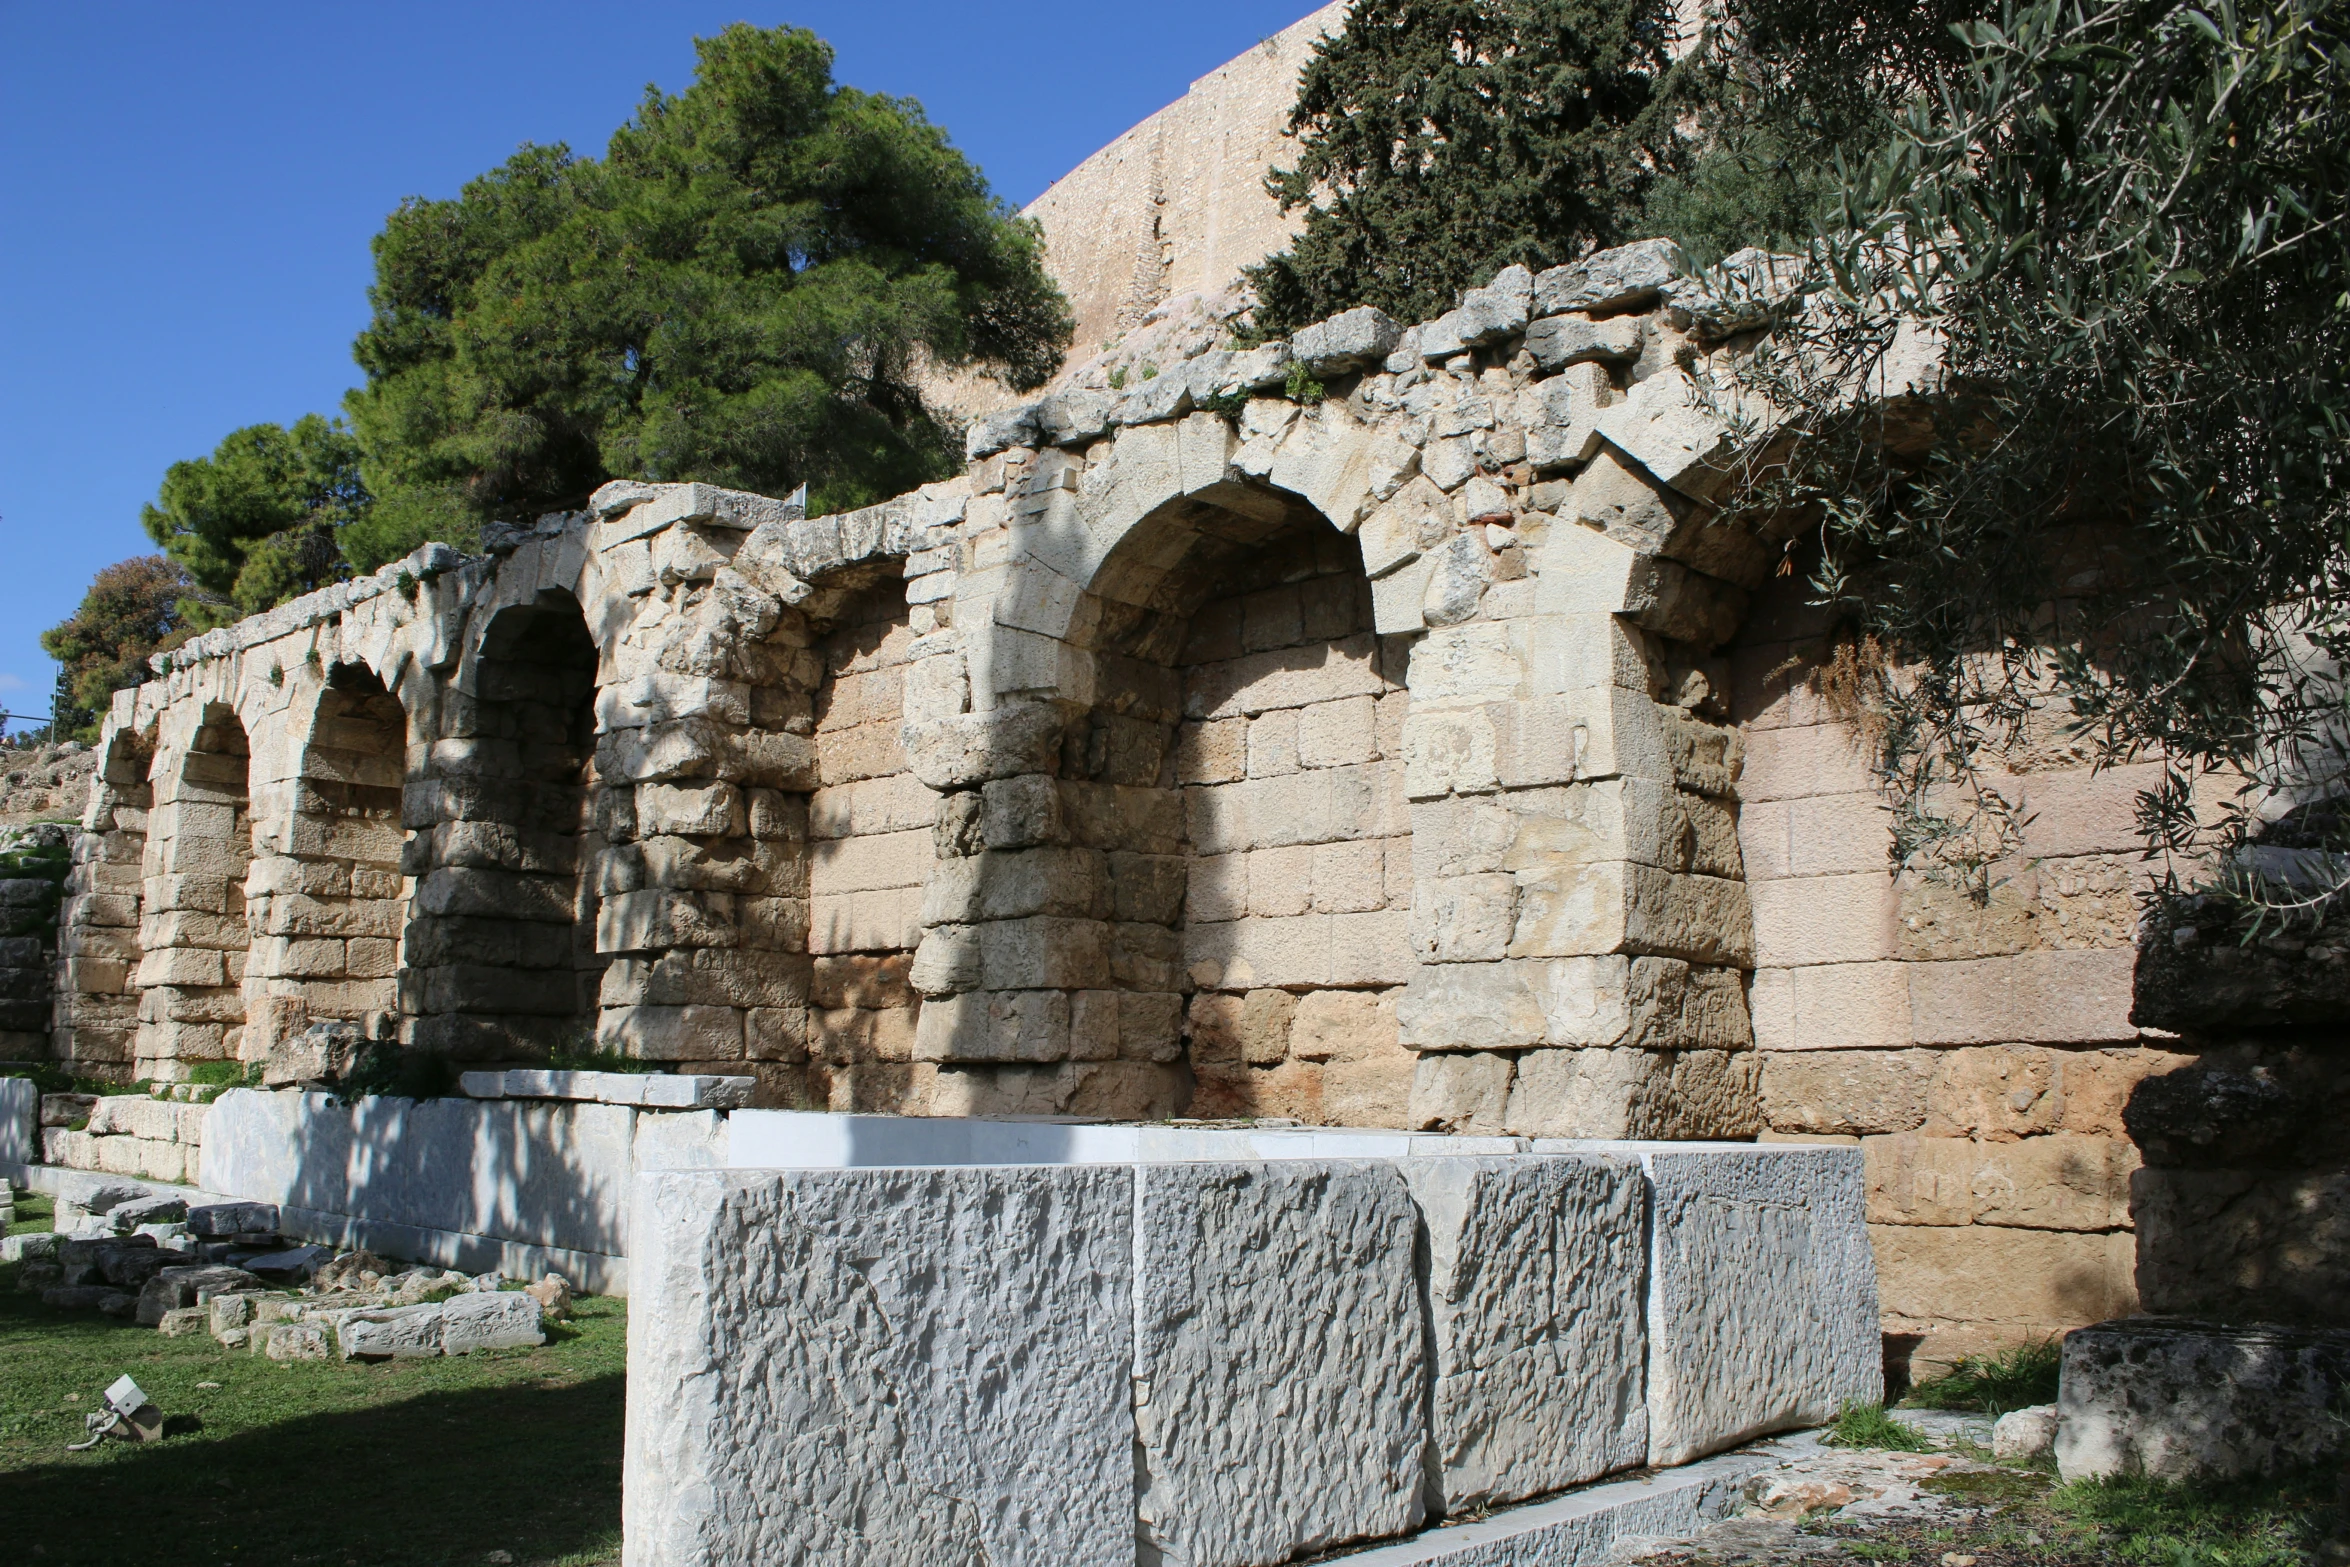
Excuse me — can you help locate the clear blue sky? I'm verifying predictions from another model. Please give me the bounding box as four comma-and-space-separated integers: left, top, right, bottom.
0, 1, 1316, 733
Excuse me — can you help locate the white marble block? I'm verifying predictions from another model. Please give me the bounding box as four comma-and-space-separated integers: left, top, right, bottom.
1133, 1159, 1428, 1567
1402, 1154, 1650, 1515
1540, 1142, 1880, 1464
624, 1164, 1136, 1567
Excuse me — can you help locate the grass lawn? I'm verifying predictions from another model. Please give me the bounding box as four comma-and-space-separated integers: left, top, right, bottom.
3, 1193, 626, 1567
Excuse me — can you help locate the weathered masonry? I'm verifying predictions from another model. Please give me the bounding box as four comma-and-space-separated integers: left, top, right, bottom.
54, 243, 2172, 1364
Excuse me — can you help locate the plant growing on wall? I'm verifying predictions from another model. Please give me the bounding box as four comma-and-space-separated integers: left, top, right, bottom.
1723, 0, 2350, 906
1244, 0, 1703, 335
343, 22, 1070, 560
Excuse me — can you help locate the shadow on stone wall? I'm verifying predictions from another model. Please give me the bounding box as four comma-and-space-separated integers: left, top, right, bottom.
2128, 899, 2350, 1328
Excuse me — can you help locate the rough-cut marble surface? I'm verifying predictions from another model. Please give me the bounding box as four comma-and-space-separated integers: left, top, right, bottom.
1542, 1143, 1880, 1464
624, 1165, 1135, 1567
1403, 1154, 1650, 1514
1134, 1158, 1428, 1567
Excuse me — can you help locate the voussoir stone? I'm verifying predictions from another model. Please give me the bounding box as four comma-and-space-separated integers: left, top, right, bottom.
1133, 1159, 1427, 1566
1403, 1155, 1651, 1516
625, 1165, 1136, 1567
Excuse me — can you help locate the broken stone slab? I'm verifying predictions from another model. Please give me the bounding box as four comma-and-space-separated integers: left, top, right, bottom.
1534, 239, 1688, 317
1401, 1155, 1650, 1517
264, 1322, 331, 1361
1538, 1142, 1881, 1466
627, 1164, 1136, 1567
341, 1302, 449, 1360
241, 1244, 330, 1281
2056, 1317, 2350, 1482
110, 1194, 188, 1231
1, 1230, 58, 1263
186, 1201, 280, 1237
52, 1171, 151, 1216
136, 1265, 268, 1326
1134, 1160, 1427, 1566
441, 1289, 544, 1354
157, 1306, 209, 1337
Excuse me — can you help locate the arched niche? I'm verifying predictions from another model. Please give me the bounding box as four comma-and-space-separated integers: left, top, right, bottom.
134, 703, 254, 1081
405, 590, 603, 1061
244, 663, 410, 1080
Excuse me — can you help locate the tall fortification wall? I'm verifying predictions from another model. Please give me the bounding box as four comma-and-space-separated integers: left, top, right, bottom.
1021, 3, 1344, 373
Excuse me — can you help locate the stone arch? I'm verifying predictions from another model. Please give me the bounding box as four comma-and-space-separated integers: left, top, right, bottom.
55, 725, 157, 1079
405, 589, 603, 1062
908, 408, 1419, 1121
244, 662, 410, 1080
134, 702, 255, 1081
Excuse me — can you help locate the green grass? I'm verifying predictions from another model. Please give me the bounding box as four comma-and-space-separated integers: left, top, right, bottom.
1906, 1338, 2064, 1415
1826, 1399, 1932, 1452
2046, 1470, 2331, 1567
1, 1237, 626, 1566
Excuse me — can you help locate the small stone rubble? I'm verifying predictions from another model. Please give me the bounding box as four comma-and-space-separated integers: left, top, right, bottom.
9, 1193, 556, 1359
1608, 1432, 2026, 1567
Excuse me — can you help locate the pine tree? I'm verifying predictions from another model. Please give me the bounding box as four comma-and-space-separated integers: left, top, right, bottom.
1244, 0, 1698, 335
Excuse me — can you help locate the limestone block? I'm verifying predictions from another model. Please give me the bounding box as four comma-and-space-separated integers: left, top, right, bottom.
1403, 1155, 1650, 1514
1133, 1160, 1426, 1565
1526, 313, 1647, 371
2057, 1318, 2350, 1482
1506, 1047, 1761, 1140
441, 1289, 544, 1353
1539, 1143, 1881, 1464
1291, 306, 1405, 374
625, 1165, 1135, 1567
1534, 240, 1688, 316
340, 1302, 447, 1359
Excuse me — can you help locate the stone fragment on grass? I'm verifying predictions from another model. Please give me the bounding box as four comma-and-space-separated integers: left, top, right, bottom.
441, 1290, 544, 1354
137, 1264, 269, 1326
264, 1322, 331, 1361
157, 1306, 209, 1337
1992, 1404, 2058, 1462
341, 1302, 449, 1360
524, 1273, 574, 1320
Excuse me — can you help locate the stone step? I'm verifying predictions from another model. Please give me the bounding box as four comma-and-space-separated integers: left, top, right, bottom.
458, 1069, 753, 1109
1325, 1432, 1822, 1565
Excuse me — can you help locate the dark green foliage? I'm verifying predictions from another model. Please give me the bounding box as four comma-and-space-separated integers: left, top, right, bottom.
345, 22, 1069, 529
39, 555, 202, 739
1648, 0, 1990, 264
1244, 0, 1700, 334
138, 415, 368, 624
1907, 1339, 2063, 1415
1730, 0, 2350, 896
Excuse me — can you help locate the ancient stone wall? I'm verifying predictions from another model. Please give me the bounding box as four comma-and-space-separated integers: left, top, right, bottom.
1729, 583, 2186, 1367
54, 240, 2187, 1362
